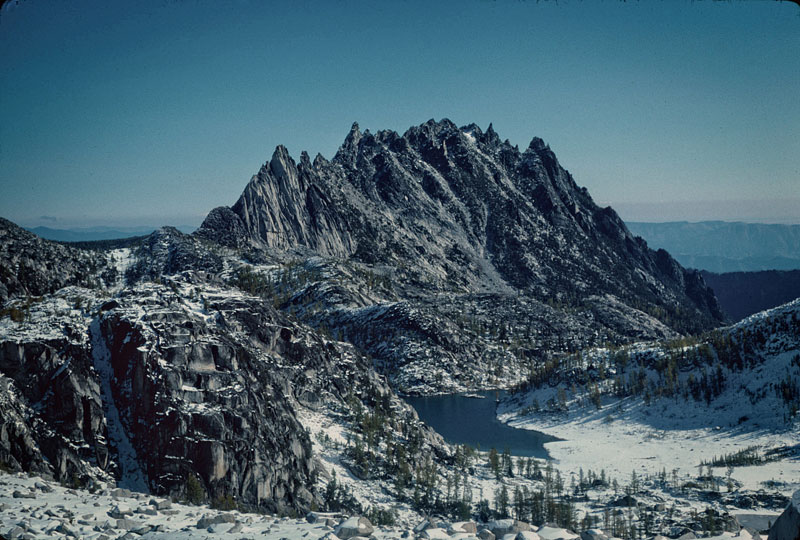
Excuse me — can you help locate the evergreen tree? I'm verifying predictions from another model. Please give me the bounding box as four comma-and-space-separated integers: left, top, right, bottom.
496, 485, 510, 518
489, 447, 500, 478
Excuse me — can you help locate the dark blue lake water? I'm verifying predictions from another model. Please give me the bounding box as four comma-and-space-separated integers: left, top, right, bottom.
404, 390, 557, 458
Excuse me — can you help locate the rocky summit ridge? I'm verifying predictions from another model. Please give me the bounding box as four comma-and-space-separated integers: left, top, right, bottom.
200, 119, 722, 333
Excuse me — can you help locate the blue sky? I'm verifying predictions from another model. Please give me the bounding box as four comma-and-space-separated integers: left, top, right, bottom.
1, 0, 798, 228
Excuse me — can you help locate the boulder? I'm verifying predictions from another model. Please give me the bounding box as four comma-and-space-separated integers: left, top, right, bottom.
538, 526, 577, 540
477, 529, 496, 540
611, 495, 638, 507
133, 525, 153, 535
769, 490, 800, 540
115, 518, 137, 530
196, 513, 237, 529
55, 523, 78, 538
335, 516, 374, 540
108, 505, 133, 519
415, 519, 438, 533
580, 530, 608, 540
308, 511, 339, 524
420, 528, 451, 540
450, 521, 479, 534
150, 498, 172, 510
488, 519, 532, 537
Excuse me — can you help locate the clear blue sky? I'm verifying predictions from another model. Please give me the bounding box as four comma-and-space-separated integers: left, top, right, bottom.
1, 0, 798, 229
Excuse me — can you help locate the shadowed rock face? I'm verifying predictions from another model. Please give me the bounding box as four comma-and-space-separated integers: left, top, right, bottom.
201, 119, 723, 337
194, 206, 250, 250
0, 338, 103, 481
0, 217, 119, 304
93, 287, 323, 513
769, 490, 800, 540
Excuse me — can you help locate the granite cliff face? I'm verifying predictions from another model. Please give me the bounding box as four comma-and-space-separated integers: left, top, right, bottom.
769, 490, 800, 540
0, 221, 443, 512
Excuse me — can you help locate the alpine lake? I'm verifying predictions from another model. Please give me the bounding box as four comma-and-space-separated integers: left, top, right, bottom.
403, 390, 558, 458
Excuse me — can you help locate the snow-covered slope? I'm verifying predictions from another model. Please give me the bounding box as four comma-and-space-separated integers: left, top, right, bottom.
500, 298, 800, 497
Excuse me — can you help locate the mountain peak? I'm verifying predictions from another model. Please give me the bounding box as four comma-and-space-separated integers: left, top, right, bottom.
267, 145, 297, 185
205, 119, 723, 335
334, 122, 364, 167
485, 123, 501, 147
527, 136, 549, 152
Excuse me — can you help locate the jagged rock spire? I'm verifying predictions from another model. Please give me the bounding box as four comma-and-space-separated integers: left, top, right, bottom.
201, 119, 724, 334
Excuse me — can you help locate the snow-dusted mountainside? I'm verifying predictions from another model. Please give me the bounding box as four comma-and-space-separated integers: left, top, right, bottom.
504, 298, 800, 429
500, 298, 800, 495
0, 221, 448, 513
0, 217, 121, 303
194, 119, 724, 392
201, 121, 723, 334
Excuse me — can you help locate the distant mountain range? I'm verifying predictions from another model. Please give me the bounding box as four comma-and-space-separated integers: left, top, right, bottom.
27, 225, 196, 242
626, 221, 800, 273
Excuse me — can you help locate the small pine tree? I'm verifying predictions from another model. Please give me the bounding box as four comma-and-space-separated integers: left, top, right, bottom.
185, 473, 205, 505
489, 447, 500, 478
496, 485, 510, 518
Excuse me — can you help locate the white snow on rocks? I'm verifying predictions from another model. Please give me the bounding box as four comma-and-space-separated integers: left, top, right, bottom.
0, 471, 598, 540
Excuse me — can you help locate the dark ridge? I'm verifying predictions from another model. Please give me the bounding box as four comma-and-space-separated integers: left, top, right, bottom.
701, 269, 800, 322
55, 235, 150, 251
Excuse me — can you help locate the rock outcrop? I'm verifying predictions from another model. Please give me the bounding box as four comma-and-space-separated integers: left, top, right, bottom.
225, 144, 357, 257
769, 490, 800, 540
0, 266, 443, 512
0, 217, 118, 303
